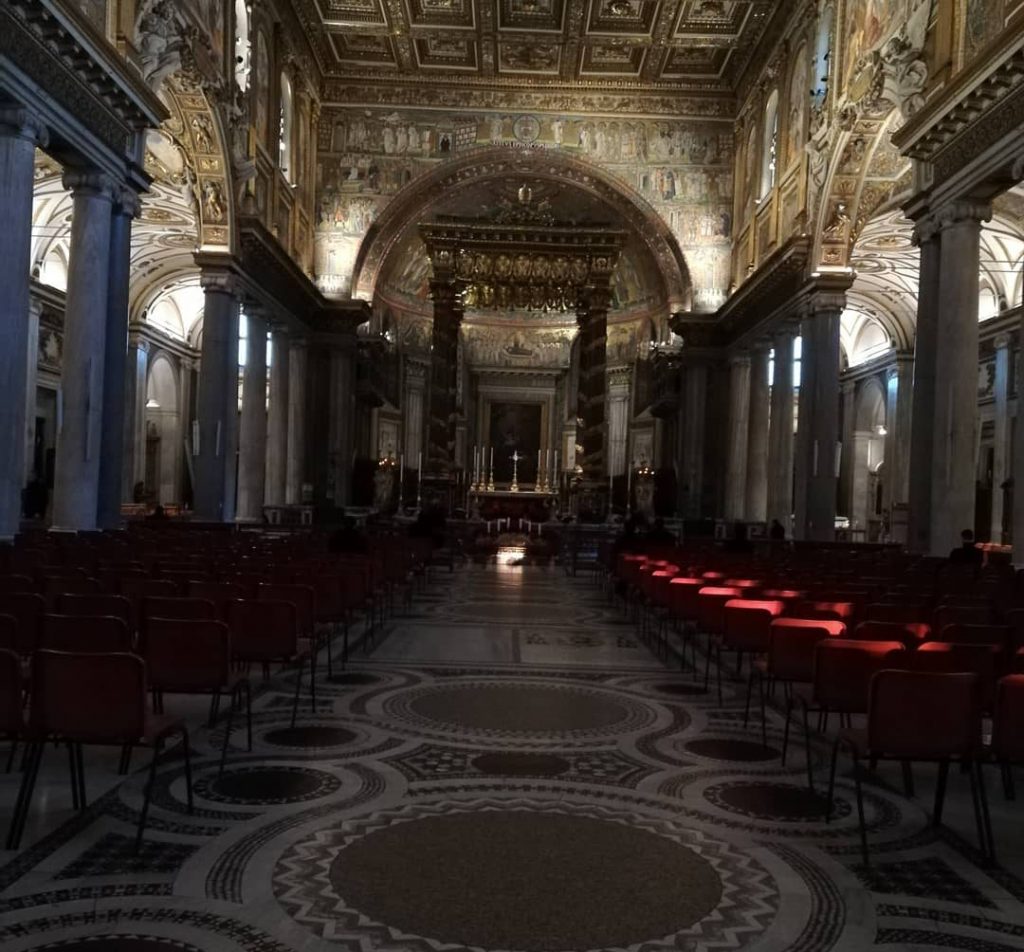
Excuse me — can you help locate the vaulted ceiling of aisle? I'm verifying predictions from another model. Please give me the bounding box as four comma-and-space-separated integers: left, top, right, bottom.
294, 0, 775, 89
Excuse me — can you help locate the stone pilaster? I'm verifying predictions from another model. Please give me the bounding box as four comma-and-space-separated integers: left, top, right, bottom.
907, 215, 942, 553
265, 325, 290, 506
724, 352, 751, 520
766, 324, 797, 532
193, 274, 240, 522
286, 338, 308, 505
575, 285, 611, 484
122, 332, 149, 502
52, 171, 116, 532
427, 279, 461, 475
97, 187, 141, 529
793, 295, 843, 542
885, 354, 914, 541
328, 336, 356, 507
680, 361, 708, 519
930, 201, 990, 556
991, 333, 1011, 543
0, 108, 48, 539
236, 307, 268, 522
745, 344, 770, 522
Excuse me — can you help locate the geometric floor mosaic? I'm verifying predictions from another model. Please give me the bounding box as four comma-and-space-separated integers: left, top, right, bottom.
1, 564, 1023, 952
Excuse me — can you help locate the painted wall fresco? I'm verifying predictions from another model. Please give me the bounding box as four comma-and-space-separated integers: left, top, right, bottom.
962, 0, 1014, 66
314, 107, 734, 310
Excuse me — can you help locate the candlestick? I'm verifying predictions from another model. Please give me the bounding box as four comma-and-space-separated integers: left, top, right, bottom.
626, 459, 633, 514
487, 445, 495, 492
417, 451, 423, 509
398, 453, 404, 510
553, 450, 559, 492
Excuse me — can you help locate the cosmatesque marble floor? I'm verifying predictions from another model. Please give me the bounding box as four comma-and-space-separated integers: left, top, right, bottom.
0, 561, 1023, 952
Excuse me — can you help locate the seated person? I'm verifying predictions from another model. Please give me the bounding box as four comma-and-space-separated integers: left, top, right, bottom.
949, 528, 983, 564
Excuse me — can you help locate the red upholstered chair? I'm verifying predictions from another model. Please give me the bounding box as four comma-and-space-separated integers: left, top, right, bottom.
784, 639, 905, 790
0, 575, 33, 594
143, 617, 251, 772
991, 675, 1024, 799
0, 614, 18, 653
937, 624, 1011, 650
865, 603, 930, 625
187, 581, 246, 622
909, 642, 1002, 712
933, 605, 995, 630
0, 648, 24, 772
40, 575, 100, 610
5, 650, 194, 852
55, 593, 133, 633
0, 592, 44, 656
257, 583, 327, 672
826, 670, 990, 865
39, 614, 132, 653
645, 567, 680, 656
792, 600, 857, 624
227, 599, 313, 726
853, 620, 931, 649
714, 599, 786, 702
697, 586, 743, 689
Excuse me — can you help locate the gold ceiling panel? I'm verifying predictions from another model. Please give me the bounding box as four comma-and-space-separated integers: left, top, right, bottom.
297, 0, 775, 88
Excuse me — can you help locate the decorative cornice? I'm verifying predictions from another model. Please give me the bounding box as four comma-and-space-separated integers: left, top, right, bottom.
3, 0, 167, 154
893, 30, 1024, 168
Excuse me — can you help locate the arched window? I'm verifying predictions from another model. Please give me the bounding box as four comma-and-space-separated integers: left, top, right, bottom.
234, 0, 251, 91
760, 90, 779, 197
813, 6, 834, 109
279, 72, 294, 180
744, 125, 757, 215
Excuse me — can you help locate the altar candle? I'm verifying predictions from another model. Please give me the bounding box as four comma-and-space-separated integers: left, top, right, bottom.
627, 459, 633, 501
489, 446, 494, 476
554, 450, 559, 478
417, 451, 422, 485
537, 449, 542, 481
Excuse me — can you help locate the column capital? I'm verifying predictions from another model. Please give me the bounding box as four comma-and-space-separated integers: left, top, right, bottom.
61, 170, 117, 202
886, 364, 900, 382
200, 270, 242, 297
728, 351, 751, 367
934, 199, 992, 230
0, 106, 48, 147
772, 320, 800, 343
911, 213, 940, 246
114, 186, 143, 219
994, 332, 1012, 350
801, 291, 846, 318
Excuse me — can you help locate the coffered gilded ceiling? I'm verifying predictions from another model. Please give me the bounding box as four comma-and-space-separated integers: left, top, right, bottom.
296, 0, 775, 89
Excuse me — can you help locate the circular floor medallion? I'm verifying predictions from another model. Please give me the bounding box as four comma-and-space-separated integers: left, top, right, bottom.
327, 672, 380, 685
328, 812, 722, 950
685, 738, 780, 762
655, 682, 707, 696
262, 725, 357, 749
705, 781, 849, 822
28, 940, 201, 952
470, 752, 571, 777
196, 765, 341, 805
389, 682, 654, 737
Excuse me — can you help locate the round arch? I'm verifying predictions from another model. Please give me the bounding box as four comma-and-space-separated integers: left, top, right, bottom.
350, 146, 692, 311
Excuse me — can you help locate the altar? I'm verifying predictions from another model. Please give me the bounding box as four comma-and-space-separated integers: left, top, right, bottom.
468, 488, 560, 523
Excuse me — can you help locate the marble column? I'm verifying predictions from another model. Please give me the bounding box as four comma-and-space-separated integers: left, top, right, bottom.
24, 298, 43, 483
838, 378, 857, 518
236, 308, 268, 522
576, 286, 611, 483
930, 201, 990, 556
745, 345, 770, 522
724, 353, 751, 520
122, 333, 148, 502
884, 354, 914, 541
680, 362, 707, 518
766, 325, 797, 532
97, 188, 140, 529
0, 108, 48, 540
427, 278, 461, 475
404, 360, 427, 462
285, 338, 308, 505
907, 217, 941, 553
991, 334, 1011, 543
607, 369, 631, 478
193, 277, 240, 522
328, 338, 356, 507
265, 326, 289, 506
52, 171, 115, 532
794, 299, 842, 541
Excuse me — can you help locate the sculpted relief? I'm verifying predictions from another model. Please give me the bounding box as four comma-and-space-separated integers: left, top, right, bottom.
314, 108, 734, 308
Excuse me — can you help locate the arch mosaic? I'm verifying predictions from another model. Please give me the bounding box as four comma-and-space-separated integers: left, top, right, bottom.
349, 147, 693, 313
